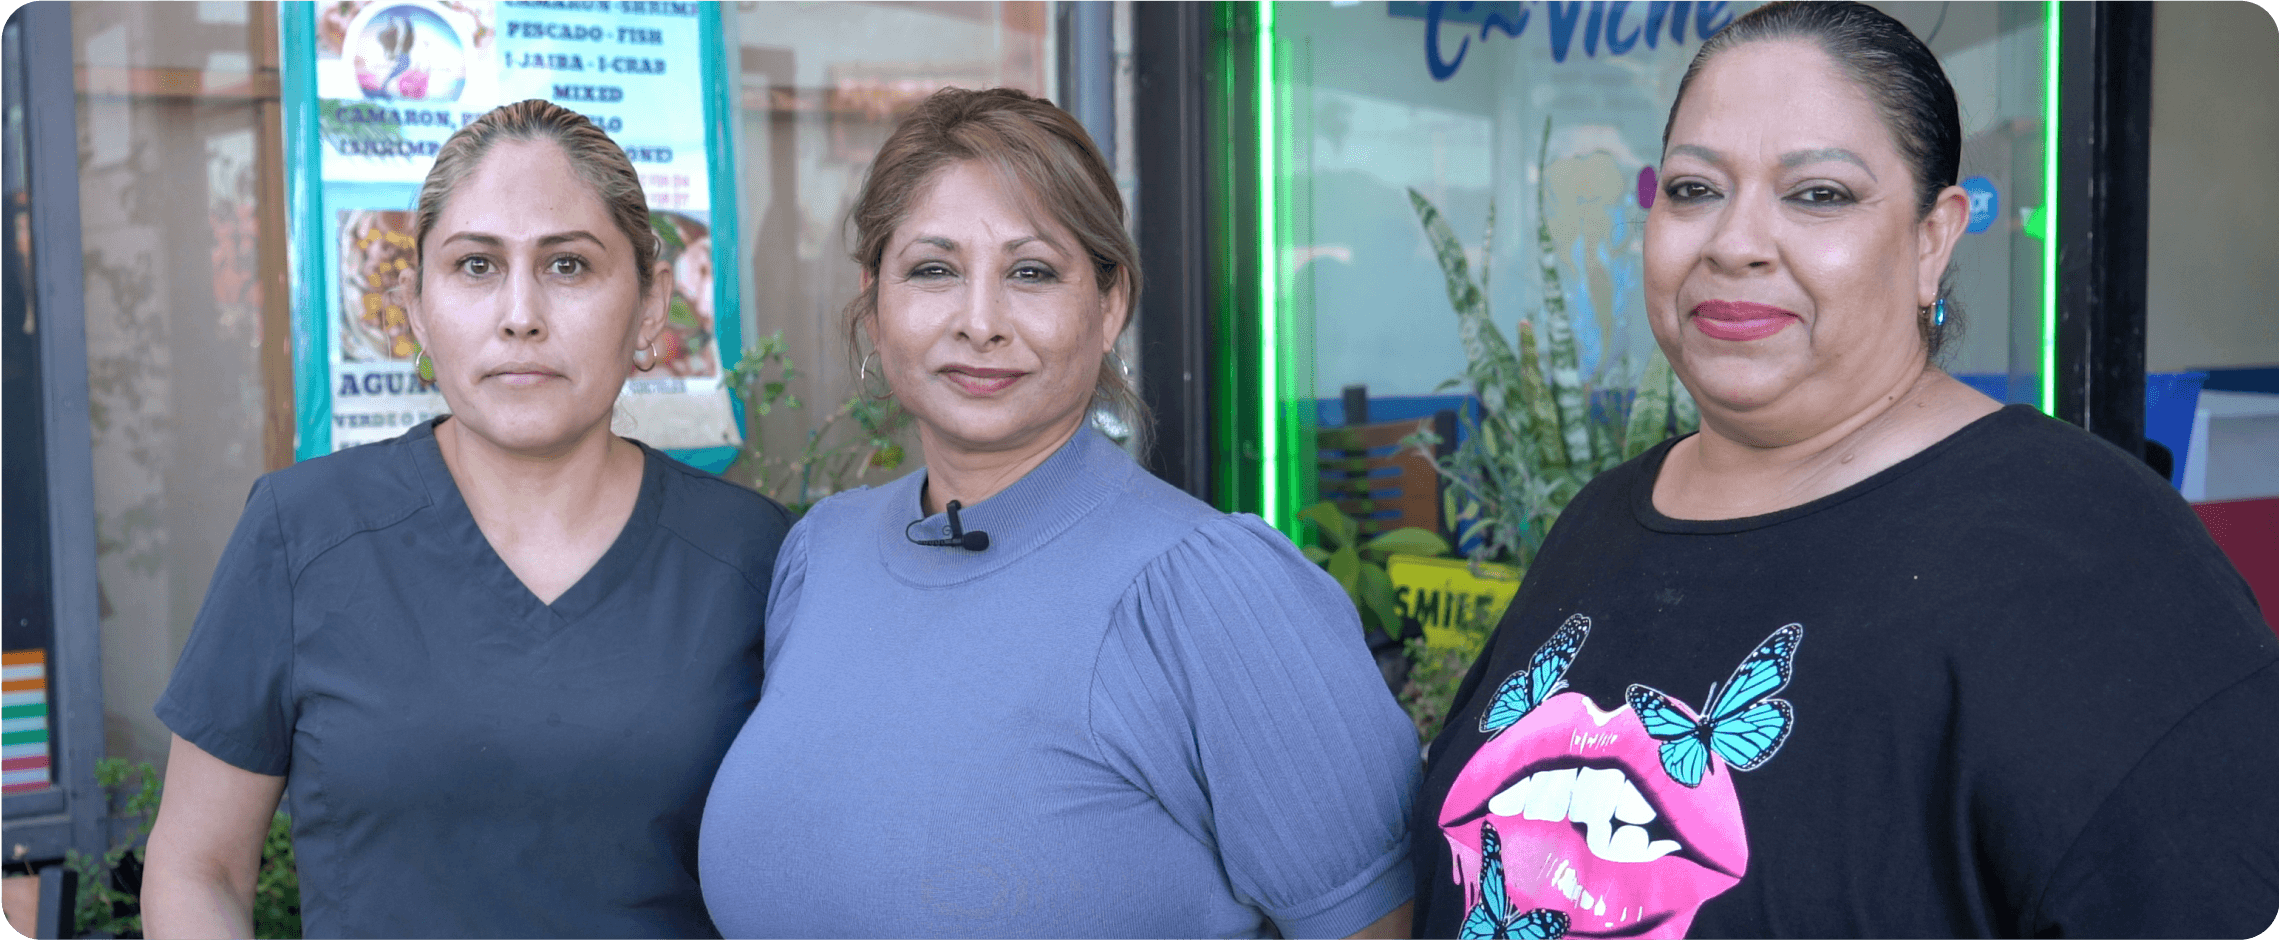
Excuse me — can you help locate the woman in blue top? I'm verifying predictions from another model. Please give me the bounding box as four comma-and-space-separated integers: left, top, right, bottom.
698, 87, 1420, 939
142, 100, 791, 938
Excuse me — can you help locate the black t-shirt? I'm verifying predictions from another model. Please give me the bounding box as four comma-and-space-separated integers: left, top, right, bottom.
157, 418, 792, 938
1412, 405, 2279, 939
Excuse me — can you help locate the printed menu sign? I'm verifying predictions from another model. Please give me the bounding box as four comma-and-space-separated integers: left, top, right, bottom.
294, 0, 740, 457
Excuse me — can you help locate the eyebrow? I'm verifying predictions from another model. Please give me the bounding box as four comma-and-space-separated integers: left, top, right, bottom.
1664, 144, 1879, 181
901, 234, 1062, 255
1780, 147, 1877, 181
439, 230, 607, 250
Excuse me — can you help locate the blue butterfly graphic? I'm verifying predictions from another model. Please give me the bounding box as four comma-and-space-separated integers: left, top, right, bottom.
1479, 615, 1592, 734
1460, 821, 1572, 940
1625, 623, 1803, 789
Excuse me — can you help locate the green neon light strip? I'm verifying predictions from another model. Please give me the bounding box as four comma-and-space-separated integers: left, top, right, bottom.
2041, 0, 2060, 414
1256, 1, 1282, 529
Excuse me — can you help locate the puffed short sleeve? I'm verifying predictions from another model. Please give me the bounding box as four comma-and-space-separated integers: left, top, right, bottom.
759, 517, 813, 664
154, 480, 296, 776
1090, 514, 1419, 939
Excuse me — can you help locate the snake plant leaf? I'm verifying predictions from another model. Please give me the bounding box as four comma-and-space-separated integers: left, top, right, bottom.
1299, 500, 1359, 551
1624, 347, 1678, 460
1513, 317, 1565, 469
1363, 526, 1453, 558
1532, 116, 1594, 470
1358, 562, 1402, 637
1408, 188, 1530, 424
1674, 378, 1701, 434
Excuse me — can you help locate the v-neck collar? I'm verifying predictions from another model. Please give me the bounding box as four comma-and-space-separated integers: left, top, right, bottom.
874, 427, 1133, 588
407, 418, 664, 626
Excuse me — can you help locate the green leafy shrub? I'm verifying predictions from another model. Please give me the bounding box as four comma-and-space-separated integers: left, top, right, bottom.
720, 331, 907, 514
1298, 501, 1452, 639
66, 758, 300, 939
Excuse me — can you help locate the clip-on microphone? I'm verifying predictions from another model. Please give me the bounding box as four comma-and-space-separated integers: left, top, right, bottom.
904, 500, 991, 552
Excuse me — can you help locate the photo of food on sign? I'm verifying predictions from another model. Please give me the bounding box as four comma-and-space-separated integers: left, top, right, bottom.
645, 211, 717, 380
317, 0, 494, 61
337, 210, 420, 362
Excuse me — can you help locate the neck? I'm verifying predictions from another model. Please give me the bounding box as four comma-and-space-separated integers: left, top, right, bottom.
434, 416, 639, 531
1655, 366, 1999, 520
916, 412, 1087, 516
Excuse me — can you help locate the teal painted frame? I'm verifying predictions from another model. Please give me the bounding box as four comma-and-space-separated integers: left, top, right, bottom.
675, 1, 743, 474
283, 3, 329, 461
280, 3, 744, 469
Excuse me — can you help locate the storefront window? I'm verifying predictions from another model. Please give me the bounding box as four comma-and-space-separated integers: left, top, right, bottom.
1244, 1, 2054, 547
71, 0, 292, 766
724, 1, 1048, 507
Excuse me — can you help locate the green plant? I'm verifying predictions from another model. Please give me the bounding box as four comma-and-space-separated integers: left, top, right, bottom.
720, 331, 907, 514
253, 811, 300, 940
1390, 119, 1701, 740
64, 758, 300, 939
1298, 500, 1452, 638
1403, 116, 1699, 570
1399, 633, 1488, 743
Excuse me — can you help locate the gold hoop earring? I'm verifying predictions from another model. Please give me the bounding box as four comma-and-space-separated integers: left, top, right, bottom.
859, 350, 896, 402
634, 342, 658, 373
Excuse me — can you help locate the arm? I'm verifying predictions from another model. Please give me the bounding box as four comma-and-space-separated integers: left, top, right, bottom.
141, 735, 285, 940
1097, 516, 1420, 939
1348, 900, 1413, 939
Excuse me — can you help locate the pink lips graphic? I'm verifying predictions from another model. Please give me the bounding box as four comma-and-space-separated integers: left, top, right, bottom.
1441, 692, 1748, 939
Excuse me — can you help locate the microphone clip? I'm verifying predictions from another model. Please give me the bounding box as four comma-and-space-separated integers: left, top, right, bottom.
904, 499, 991, 552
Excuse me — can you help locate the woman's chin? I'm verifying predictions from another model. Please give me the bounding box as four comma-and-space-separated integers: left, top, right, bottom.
448, 408, 612, 457
1673, 361, 1805, 417
913, 400, 1084, 458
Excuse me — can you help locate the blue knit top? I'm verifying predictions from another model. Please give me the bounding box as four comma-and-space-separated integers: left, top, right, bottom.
699, 428, 1419, 938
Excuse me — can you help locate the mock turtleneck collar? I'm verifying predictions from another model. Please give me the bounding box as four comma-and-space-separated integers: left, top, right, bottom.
874, 428, 1135, 587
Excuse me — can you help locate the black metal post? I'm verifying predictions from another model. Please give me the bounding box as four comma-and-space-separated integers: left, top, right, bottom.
2055, 1, 2155, 459
1, 0, 112, 873
36, 864, 77, 939
1133, 2, 1215, 501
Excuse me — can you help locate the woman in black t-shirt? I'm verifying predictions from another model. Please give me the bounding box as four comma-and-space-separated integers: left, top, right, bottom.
1412, 4, 2278, 938
141, 101, 790, 938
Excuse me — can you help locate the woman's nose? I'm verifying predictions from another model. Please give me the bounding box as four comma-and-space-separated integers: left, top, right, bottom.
952, 274, 1008, 348
498, 271, 547, 338
1702, 189, 1778, 275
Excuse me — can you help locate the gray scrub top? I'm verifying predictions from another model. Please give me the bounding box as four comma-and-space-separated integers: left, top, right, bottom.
157, 418, 790, 939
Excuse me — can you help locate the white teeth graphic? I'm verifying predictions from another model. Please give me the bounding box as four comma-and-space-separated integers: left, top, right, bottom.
1488, 766, 1683, 863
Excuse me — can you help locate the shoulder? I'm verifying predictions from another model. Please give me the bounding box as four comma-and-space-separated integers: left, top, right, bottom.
253, 428, 436, 568
1932, 405, 2180, 510
1534, 436, 1665, 549
1124, 511, 1344, 617
1108, 463, 1230, 537
1913, 407, 2247, 590
779, 470, 912, 551
646, 449, 795, 591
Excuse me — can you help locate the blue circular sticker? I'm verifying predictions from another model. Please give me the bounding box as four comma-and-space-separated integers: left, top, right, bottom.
1962, 176, 2000, 234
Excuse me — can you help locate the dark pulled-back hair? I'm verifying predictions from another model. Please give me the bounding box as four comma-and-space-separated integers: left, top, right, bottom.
843, 86, 1148, 447
413, 99, 659, 295
1663, 1, 1966, 357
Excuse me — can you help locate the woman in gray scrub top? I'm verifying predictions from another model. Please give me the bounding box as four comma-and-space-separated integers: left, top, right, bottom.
140, 100, 790, 939
697, 87, 1420, 939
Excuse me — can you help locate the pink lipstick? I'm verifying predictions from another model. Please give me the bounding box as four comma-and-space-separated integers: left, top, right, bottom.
1689, 300, 1798, 342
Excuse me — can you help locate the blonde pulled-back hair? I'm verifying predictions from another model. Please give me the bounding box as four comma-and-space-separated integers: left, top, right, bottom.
412, 98, 658, 295
844, 86, 1149, 449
